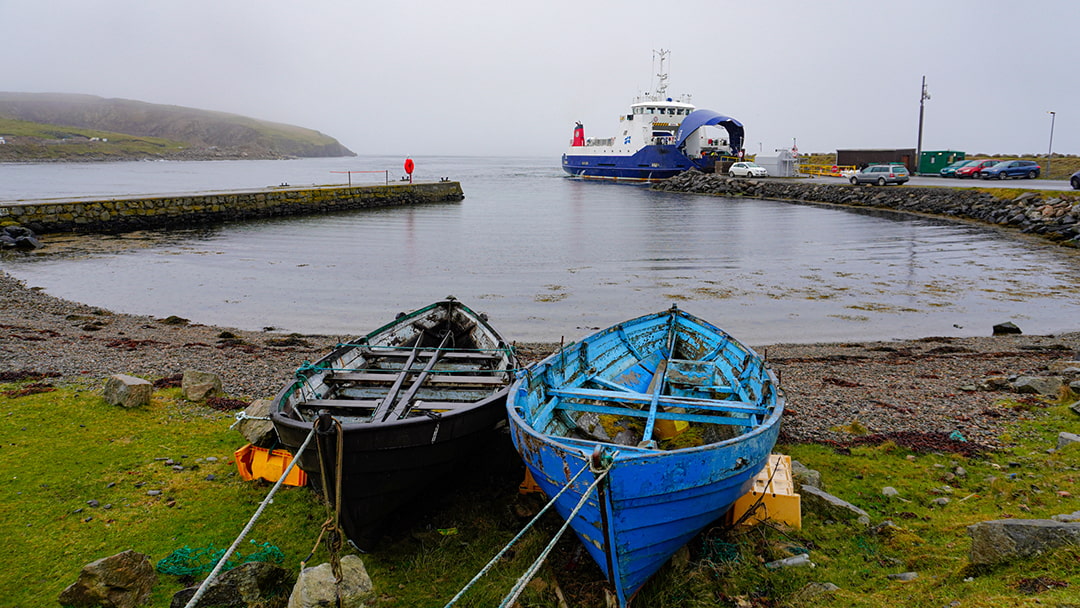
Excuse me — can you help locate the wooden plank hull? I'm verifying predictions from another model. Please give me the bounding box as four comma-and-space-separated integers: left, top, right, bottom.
506, 306, 784, 607
270, 299, 516, 548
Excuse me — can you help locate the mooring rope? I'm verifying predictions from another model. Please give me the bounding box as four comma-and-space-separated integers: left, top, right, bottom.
497, 465, 612, 608
182, 425, 317, 608
442, 461, 593, 607
443, 459, 612, 608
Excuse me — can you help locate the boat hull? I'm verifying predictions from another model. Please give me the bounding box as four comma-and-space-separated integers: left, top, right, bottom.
562, 145, 714, 182
506, 307, 783, 606
270, 299, 516, 548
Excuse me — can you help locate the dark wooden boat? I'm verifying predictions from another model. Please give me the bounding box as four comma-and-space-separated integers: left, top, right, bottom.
270, 298, 517, 548
506, 305, 783, 607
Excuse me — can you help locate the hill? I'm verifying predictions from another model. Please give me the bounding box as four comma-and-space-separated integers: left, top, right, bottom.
0, 92, 355, 162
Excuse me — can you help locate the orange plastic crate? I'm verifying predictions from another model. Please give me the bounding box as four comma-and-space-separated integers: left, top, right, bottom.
234, 444, 307, 487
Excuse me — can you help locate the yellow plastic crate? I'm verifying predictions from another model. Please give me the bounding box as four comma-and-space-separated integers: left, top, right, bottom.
729, 454, 801, 528
234, 444, 307, 487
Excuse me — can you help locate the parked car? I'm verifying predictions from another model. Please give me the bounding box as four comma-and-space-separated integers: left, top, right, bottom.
980, 160, 1041, 180
939, 160, 972, 178
850, 164, 909, 186
1071, 169, 1080, 190
955, 159, 1000, 179
728, 162, 768, 178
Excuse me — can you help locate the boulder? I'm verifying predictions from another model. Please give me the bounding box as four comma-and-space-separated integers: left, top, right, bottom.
800, 485, 870, 525
182, 369, 223, 401
968, 519, 1080, 565
237, 399, 277, 447
992, 322, 1022, 335
1057, 432, 1080, 450
103, 374, 153, 408
790, 460, 823, 491
58, 550, 157, 608
288, 555, 374, 608
1047, 360, 1080, 375
170, 562, 292, 608
1012, 376, 1064, 396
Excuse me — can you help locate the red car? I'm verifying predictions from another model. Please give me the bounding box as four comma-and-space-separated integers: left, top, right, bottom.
955, 159, 1000, 179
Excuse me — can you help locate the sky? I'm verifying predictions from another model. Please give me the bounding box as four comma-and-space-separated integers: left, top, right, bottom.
2, 0, 1077, 158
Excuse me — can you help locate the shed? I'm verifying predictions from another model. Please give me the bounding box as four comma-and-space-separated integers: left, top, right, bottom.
836, 149, 916, 173
918, 150, 965, 175
754, 150, 798, 178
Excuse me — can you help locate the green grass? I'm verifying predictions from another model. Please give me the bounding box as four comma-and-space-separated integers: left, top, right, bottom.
4, 376, 1079, 607
0, 117, 187, 160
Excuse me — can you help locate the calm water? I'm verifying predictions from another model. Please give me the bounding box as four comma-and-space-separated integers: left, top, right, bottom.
3, 156, 1079, 344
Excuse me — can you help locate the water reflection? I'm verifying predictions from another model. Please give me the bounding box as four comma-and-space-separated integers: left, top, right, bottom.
3, 157, 1079, 344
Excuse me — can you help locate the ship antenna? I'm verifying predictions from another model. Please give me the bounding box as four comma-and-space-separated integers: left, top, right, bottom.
653, 48, 670, 98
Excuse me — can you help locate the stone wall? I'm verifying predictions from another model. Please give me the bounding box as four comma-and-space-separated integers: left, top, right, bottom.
653, 172, 1080, 247
0, 182, 464, 235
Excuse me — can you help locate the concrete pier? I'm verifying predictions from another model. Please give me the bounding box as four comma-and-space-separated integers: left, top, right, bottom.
0, 181, 464, 234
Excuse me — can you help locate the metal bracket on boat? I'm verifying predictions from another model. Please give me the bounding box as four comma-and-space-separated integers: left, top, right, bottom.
589, 445, 615, 473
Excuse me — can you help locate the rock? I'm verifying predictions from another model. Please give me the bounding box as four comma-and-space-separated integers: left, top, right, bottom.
288, 555, 374, 608
978, 375, 1011, 391
1052, 510, 1080, 523
170, 562, 292, 608
103, 374, 152, 408
882, 487, 899, 497
765, 553, 813, 569
1071, 400, 1080, 417
993, 322, 1022, 335
790, 460, 823, 491
58, 550, 157, 608
1048, 360, 1080, 375
887, 572, 918, 582
237, 399, 277, 447
1012, 376, 1064, 396
800, 485, 870, 525
967, 519, 1080, 565
932, 497, 950, 506
182, 369, 224, 401
1057, 432, 1080, 450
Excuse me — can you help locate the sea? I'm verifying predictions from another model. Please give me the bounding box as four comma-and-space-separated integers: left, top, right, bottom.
2, 155, 1079, 345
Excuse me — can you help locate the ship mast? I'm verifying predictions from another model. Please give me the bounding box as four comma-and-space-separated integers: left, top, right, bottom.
652, 48, 670, 99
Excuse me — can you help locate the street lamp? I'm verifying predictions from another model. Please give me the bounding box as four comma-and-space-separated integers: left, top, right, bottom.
1047, 111, 1056, 179
916, 76, 930, 166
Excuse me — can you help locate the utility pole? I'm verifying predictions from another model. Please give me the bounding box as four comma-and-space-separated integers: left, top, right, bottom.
916, 76, 930, 169
1047, 111, 1056, 179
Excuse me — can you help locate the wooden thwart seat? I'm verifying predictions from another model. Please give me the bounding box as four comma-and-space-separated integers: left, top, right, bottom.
327, 371, 505, 386
300, 398, 472, 412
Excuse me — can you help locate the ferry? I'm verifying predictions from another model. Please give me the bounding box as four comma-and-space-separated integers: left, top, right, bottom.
562, 50, 745, 182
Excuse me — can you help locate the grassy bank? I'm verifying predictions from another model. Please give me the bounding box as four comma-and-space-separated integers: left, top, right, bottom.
3, 376, 1077, 607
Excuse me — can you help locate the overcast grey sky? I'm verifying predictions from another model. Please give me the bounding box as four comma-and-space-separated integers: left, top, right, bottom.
3, 0, 1076, 158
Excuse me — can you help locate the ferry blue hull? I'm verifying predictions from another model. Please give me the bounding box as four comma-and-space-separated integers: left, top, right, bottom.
562, 144, 713, 181
507, 307, 784, 607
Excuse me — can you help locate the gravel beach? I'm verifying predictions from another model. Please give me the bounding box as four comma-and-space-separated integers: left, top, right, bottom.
2, 270, 1077, 450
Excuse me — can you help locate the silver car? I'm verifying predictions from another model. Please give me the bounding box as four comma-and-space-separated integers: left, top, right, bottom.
849, 164, 910, 186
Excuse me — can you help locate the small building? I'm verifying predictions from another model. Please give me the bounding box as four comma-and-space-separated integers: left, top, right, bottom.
918, 150, 965, 175
836, 148, 916, 173
754, 150, 798, 177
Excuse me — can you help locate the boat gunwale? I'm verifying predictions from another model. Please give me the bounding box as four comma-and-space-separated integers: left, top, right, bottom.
507, 308, 784, 462
270, 298, 517, 433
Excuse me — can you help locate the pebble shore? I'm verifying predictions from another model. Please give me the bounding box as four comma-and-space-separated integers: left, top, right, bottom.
2, 270, 1077, 449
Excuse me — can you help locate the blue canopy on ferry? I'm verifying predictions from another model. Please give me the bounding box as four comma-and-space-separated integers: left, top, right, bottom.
675, 110, 744, 153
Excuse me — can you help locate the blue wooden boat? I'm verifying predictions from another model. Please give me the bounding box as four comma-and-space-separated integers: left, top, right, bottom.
506, 305, 784, 607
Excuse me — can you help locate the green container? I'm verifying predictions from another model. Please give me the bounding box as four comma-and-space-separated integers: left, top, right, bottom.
919, 150, 966, 175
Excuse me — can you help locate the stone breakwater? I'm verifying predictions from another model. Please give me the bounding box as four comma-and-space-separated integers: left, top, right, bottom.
0, 181, 464, 235
653, 171, 1080, 247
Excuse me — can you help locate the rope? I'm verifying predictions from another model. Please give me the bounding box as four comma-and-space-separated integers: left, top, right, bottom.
442, 461, 594, 607
309, 416, 345, 590
229, 411, 272, 430
182, 425, 317, 608
497, 464, 612, 608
